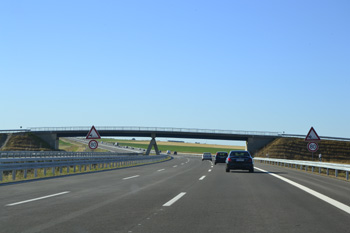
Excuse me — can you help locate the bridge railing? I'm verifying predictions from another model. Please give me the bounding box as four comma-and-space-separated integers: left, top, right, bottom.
254, 157, 350, 180
0, 153, 170, 182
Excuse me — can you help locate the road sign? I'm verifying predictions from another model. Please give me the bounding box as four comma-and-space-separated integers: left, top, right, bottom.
86, 126, 101, 139
305, 127, 320, 141
88, 140, 98, 150
307, 142, 319, 152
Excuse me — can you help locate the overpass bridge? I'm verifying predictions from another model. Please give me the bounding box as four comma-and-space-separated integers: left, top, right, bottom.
2, 126, 350, 155
6, 126, 284, 155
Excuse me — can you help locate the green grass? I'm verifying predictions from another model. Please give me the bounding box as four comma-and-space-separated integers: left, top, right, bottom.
59, 138, 109, 152
99, 139, 241, 154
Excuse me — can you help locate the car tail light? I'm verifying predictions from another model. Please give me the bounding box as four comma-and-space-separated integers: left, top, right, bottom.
248, 158, 252, 162
227, 157, 231, 162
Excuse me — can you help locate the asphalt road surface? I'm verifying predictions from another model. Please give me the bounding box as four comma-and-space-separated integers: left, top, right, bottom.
0, 155, 349, 233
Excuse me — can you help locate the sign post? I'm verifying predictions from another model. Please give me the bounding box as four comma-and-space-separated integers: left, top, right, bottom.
305, 127, 321, 160
86, 126, 101, 150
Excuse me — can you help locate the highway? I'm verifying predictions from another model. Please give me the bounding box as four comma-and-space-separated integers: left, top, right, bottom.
0, 154, 349, 233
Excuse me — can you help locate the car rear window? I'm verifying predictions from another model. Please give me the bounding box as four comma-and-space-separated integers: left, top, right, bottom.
217, 153, 227, 156
230, 152, 250, 157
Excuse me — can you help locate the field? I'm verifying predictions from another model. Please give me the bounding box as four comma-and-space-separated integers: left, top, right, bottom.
59, 138, 108, 152
98, 139, 245, 154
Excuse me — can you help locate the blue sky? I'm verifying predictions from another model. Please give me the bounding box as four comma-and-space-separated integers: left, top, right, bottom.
1, 0, 349, 142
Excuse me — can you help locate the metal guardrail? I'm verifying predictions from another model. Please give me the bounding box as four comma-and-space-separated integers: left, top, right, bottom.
254, 157, 350, 180
0, 151, 139, 158
0, 153, 170, 182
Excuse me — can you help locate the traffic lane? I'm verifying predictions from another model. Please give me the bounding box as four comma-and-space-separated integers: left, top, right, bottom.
132, 163, 349, 233
0, 154, 180, 206
0, 156, 209, 233
254, 162, 350, 206
41, 157, 211, 233
0, 156, 184, 227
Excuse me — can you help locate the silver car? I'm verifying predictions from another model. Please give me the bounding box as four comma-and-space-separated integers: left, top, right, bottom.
202, 152, 212, 161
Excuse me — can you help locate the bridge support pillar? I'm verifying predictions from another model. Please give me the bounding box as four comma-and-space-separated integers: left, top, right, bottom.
246, 137, 276, 156
145, 134, 160, 155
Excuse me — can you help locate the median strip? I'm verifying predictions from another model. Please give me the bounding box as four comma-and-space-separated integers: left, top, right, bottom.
6, 191, 70, 206
255, 167, 350, 215
163, 192, 186, 206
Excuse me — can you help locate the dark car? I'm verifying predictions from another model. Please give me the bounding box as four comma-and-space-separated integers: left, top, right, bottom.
225, 150, 254, 173
214, 151, 228, 164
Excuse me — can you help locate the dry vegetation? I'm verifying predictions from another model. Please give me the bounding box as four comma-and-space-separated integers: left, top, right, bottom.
1, 133, 53, 151
257, 137, 350, 163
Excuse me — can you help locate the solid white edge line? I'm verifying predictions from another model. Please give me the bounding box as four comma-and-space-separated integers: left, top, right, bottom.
163, 192, 186, 206
123, 175, 140, 180
6, 191, 70, 206
255, 167, 350, 215
199, 176, 206, 180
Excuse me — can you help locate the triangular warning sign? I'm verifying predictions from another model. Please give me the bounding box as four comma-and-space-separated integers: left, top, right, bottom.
305, 127, 320, 141
86, 126, 101, 139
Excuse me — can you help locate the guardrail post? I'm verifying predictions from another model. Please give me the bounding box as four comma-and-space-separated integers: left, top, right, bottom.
312, 167, 314, 172
34, 169, 38, 178
12, 170, 16, 181
326, 168, 329, 176
0, 170, 3, 181
52, 167, 55, 176
59, 167, 63, 174
319, 167, 321, 174
67, 166, 69, 174
24, 169, 27, 179
335, 170, 338, 177
346, 171, 349, 180
44, 168, 47, 176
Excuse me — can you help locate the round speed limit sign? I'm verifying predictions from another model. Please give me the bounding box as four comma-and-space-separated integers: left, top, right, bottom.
307, 142, 318, 152
88, 140, 98, 150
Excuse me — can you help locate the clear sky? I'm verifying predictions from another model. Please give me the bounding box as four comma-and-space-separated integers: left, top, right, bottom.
1, 0, 349, 141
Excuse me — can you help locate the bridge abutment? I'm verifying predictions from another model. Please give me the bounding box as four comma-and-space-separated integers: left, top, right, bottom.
246, 137, 276, 156
34, 133, 59, 150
